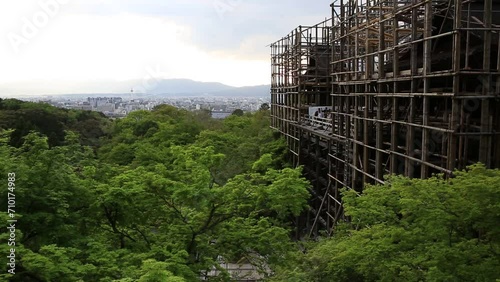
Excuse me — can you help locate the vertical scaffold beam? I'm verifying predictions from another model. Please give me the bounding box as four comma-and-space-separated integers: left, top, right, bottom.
449, 0, 462, 171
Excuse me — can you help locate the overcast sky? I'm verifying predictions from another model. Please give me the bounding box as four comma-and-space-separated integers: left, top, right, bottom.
0, 0, 330, 95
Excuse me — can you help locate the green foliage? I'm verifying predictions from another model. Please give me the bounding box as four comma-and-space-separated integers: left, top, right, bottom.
272, 164, 500, 281
0, 99, 109, 148
0, 106, 306, 281
136, 260, 187, 282
231, 109, 244, 116
21, 245, 95, 281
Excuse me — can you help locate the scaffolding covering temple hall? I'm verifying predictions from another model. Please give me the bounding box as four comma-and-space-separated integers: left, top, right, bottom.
270, 0, 500, 236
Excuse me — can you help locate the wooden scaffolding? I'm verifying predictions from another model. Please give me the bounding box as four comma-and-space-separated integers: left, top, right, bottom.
271, 0, 500, 236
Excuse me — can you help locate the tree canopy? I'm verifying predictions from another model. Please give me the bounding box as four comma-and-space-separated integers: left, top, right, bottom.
0, 101, 309, 281
271, 164, 500, 281
0, 99, 110, 148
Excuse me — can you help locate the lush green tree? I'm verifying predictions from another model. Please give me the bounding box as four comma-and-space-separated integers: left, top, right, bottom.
272, 164, 500, 282
0, 105, 307, 281
90, 145, 310, 277
0, 99, 109, 148
231, 109, 244, 116
194, 111, 287, 184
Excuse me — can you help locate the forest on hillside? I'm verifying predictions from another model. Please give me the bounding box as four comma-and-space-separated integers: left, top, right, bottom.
0, 99, 499, 281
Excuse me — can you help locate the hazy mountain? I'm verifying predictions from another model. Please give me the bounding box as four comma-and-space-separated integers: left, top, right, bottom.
146, 79, 234, 94
0, 79, 270, 98
208, 85, 270, 98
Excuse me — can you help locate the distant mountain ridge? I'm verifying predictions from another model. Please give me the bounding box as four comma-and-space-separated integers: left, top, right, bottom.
0, 79, 271, 98
143, 79, 234, 94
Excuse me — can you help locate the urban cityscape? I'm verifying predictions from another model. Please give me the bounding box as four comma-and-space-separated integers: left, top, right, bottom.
13, 94, 270, 118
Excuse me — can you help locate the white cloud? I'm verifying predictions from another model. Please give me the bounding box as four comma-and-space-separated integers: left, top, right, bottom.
0, 11, 268, 91
0, 0, 327, 93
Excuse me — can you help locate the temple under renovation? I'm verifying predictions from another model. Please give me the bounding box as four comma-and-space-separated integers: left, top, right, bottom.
270, 0, 500, 236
